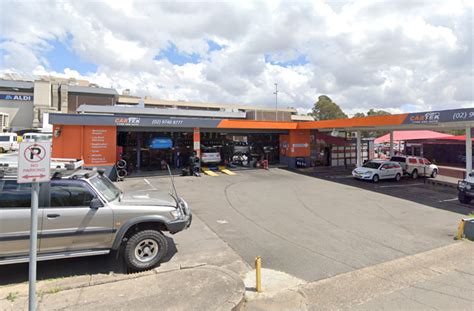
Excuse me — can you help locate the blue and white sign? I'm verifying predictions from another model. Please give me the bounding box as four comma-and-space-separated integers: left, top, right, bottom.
149, 138, 173, 149
0, 94, 34, 101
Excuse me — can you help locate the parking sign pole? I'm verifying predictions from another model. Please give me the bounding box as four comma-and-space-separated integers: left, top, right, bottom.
28, 182, 40, 311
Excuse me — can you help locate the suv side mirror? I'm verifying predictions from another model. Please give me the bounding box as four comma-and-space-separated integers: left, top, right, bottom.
469, 172, 474, 178
90, 198, 103, 209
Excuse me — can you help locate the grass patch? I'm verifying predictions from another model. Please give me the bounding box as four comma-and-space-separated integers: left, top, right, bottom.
39, 286, 63, 299
6, 292, 18, 303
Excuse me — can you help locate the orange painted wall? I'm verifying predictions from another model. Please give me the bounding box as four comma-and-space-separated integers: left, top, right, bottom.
52, 125, 117, 166
280, 130, 310, 157
287, 129, 310, 157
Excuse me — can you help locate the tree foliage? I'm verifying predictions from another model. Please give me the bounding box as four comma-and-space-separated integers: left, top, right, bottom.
311, 95, 348, 121
352, 112, 366, 118
367, 109, 391, 116
352, 109, 393, 137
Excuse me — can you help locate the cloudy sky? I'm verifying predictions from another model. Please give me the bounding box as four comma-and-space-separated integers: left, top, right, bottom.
0, 0, 472, 115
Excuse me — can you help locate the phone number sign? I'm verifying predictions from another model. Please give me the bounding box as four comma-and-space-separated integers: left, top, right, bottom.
17, 142, 51, 183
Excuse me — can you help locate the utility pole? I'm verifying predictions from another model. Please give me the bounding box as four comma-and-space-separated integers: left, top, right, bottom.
273, 83, 278, 121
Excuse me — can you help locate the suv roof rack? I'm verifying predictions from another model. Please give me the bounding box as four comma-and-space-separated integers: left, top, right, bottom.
0, 158, 84, 180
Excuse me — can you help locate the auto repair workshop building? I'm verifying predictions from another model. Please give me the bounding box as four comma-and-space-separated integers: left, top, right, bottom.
1, 76, 472, 176
49, 104, 474, 178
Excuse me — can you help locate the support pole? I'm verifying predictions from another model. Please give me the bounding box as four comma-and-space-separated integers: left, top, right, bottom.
389, 131, 394, 157
466, 126, 472, 176
356, 131, 361, 167
29, 182, 40, 311
136, 133, 141, 171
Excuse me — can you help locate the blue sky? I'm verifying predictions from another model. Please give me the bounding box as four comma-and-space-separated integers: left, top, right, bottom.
0, 1, 471, 114
45, 38, 97, 74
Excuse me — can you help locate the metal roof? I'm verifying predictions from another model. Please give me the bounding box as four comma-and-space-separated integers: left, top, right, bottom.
68, 85, 118, 96
0, 80, 34, 90
76, 104, 246, 119
374, 130, 453, 143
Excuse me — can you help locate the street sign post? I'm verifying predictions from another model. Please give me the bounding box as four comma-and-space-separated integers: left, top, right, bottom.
17, 142, 51, 311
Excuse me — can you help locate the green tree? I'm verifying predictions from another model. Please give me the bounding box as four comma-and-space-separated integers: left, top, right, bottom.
353, 112, 366, 118
311, 95, 348, 120
367, 109, 391, 116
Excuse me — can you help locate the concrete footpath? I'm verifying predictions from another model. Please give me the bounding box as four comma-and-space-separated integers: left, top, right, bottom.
243, 241, 474, 310
0, 213, 249, 311
1, 265, 245, 311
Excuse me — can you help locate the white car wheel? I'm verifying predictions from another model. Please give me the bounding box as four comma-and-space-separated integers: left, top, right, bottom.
395, 173, 401, 182
372, 174, 379, 183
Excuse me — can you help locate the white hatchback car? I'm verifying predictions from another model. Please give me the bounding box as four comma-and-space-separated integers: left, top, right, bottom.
352, 160, 404, 183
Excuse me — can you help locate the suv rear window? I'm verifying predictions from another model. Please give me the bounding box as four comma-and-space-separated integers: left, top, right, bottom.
0, 180, 31, 207
390, 156, 406, 163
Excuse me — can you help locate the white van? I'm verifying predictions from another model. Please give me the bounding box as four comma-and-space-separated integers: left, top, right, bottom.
22, 132, 53, 142
0, 133, 19, 153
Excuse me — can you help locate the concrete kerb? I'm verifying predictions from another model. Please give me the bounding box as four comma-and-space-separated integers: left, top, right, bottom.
426, 177, 458, 189
0, 264, 246, 310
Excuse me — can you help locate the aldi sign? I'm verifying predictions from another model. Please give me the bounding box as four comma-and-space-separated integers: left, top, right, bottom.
0, 94, 34, 101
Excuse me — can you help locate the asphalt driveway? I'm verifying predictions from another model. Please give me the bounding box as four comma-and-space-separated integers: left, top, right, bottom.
138, 168, 466, 282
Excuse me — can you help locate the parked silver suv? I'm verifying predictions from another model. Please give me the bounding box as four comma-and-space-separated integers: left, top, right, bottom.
0, 169, 191, 271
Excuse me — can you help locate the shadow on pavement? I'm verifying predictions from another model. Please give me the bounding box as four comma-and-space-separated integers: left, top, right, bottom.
289, 168, 473, 216
0, 236, 177, 286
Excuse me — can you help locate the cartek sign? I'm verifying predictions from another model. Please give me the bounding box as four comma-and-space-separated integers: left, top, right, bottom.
17, 142, 51, 183
404, 108, 474, 124
0, 94, 34, 101
114, 117, 140, 126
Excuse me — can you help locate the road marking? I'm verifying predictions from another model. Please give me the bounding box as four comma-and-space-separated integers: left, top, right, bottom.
143, 178, 157, 190
216, 219, 228, 224
439, 198, 458, 202
376, 183, 425, 188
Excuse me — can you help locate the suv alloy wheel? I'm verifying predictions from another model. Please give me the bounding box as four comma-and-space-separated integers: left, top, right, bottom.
431, 169, 438, 178
395, 173, 401, 182
124, 230, 169, 271
372, 174, 379, 183
412, 169, 418, 179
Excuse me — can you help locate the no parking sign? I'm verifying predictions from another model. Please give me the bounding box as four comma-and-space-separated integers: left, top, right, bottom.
17, 141, 51, 310
17, 142, 51, 183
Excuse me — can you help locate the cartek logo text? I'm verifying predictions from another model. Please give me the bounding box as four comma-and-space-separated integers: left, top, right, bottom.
409, 112, 440, 123
115, 117, 140, 125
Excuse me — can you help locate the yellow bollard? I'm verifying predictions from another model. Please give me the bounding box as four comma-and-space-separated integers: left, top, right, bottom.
255, 256, 262, 293
456, 219, 465, 240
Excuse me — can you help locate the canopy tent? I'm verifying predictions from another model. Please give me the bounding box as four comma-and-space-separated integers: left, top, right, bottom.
435, 135, 474, 142
374, 130, 453, 144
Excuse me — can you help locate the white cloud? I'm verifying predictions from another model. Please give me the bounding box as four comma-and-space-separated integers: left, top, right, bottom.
0, 0, 472, 114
